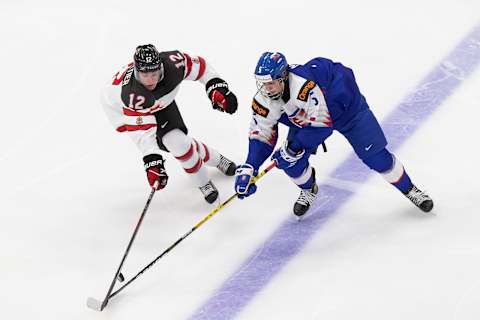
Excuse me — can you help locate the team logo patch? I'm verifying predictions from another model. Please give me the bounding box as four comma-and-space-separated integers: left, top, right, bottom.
297, 80, 315, 102
136, 116, 143, 125
252, 99, 269, 117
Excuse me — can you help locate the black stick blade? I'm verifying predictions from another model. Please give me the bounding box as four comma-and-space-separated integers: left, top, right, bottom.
86, 297, 103, 311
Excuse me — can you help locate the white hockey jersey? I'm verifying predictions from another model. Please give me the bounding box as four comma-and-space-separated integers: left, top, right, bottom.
249, 72, 332, 147
100, 50, 219, 156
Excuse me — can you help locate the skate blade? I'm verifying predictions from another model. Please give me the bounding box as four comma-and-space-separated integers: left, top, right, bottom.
294, 209, 313, 222
420, 208, 437, 216
86, 297, 103, 311
295, 213, 307, 222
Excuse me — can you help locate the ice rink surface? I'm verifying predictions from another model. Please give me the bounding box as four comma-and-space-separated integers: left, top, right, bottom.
1, 1, 479, 319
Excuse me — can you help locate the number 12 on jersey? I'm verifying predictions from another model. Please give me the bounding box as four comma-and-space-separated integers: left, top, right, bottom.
129, 94, 145, 110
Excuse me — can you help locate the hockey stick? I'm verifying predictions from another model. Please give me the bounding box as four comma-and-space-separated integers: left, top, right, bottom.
87, 180, 160, 312
90, 161, 276, 310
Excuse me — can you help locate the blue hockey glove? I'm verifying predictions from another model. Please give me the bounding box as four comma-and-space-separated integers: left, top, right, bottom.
271, 141, 305, 170
234, 164, 258, 199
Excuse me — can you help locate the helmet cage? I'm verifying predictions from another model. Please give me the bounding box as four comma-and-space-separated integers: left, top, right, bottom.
255, 77, 285, 100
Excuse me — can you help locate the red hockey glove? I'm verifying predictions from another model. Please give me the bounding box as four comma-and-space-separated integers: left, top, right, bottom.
143, 154, 168, 190
206, 78, 238, 114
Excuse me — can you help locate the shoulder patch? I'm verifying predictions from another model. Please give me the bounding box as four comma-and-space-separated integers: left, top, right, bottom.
252, 99, 269, 117
297, 80, 316, 102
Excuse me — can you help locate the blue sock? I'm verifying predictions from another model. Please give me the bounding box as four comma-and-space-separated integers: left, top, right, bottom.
391, 171, 412, 194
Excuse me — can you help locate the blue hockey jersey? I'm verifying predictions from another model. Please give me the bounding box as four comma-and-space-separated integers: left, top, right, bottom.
246, 57, 370, 169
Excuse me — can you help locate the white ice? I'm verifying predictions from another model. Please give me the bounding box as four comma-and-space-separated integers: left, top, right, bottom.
0, 0, 479, 319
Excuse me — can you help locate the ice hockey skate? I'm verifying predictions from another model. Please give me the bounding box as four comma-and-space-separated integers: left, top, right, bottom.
216, 155, 237, 176
404, 184, 433, 212
293, 183, 319, 219
199, 180, 219, 204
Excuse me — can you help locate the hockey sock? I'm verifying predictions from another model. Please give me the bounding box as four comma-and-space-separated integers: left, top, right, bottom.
162, 130, 209, 187
193, 139, 221, 167
290, 165, 315, 189
363, 148, 412, 193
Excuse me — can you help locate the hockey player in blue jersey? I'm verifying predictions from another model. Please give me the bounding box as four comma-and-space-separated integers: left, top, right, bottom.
234, 52, 434, 218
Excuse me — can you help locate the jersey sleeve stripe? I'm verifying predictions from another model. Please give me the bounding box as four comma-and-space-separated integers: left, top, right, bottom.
116, 124, 157, 132
122, 107, 154, 116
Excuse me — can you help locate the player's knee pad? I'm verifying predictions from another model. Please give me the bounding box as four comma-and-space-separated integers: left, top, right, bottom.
362, 148, 394, 173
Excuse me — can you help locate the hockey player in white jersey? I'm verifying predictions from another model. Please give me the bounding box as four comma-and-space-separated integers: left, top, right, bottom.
101, 44, 238, 203
234, 52, 434, 217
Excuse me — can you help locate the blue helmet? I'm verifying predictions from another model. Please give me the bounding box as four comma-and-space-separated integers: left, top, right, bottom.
254, 52, 288, 81
254, 52, 288, 99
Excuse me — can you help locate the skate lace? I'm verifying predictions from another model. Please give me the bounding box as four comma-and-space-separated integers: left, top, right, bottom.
297, 189, 316, 206
199, 182, 215, 196
406, 186, 430, 206
217, 155, 232, 174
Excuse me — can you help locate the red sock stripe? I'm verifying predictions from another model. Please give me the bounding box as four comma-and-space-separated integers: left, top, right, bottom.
202, 143, 210, 163
194, 140, 200, 152
184, 53, 193, 79
193, 140, 209, 163
195, 56, 206, 80
175, 143, 194, 161
184, 157, 203, 174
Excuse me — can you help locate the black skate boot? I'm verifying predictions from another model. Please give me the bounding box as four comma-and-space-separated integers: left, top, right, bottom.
216, 155, 237, 176
404, 184, 434, 212
294, 184, 319, 218
293, 169, 319, 218
199, 180, 219, 204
